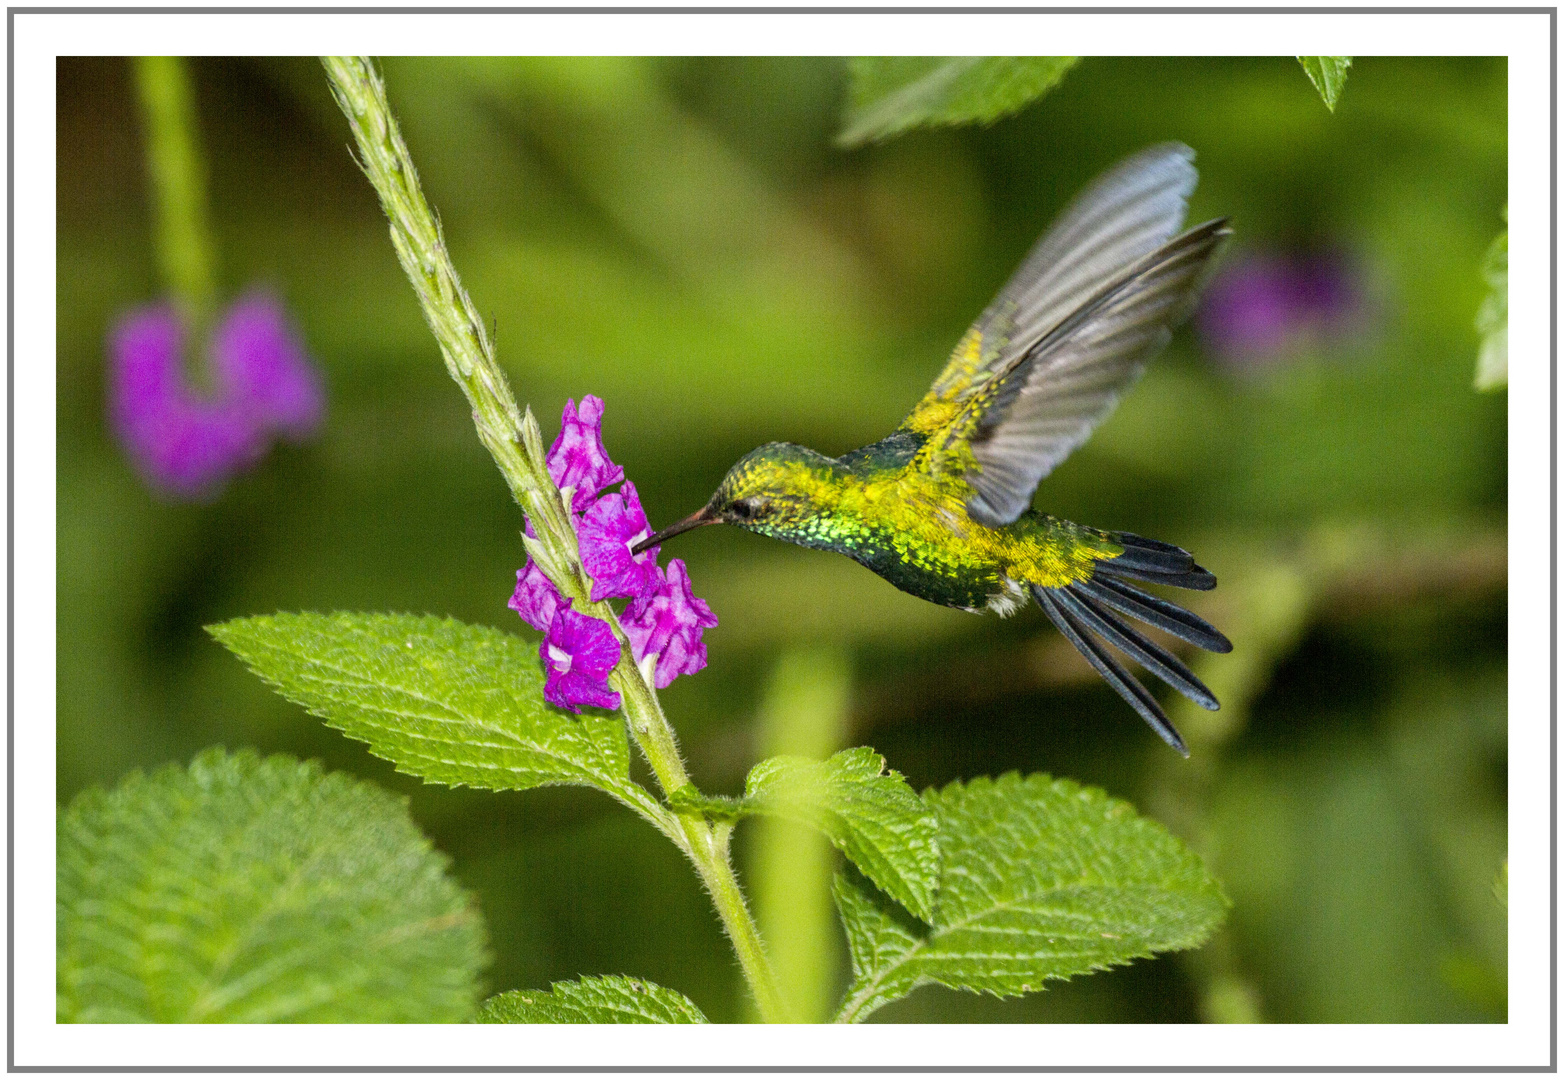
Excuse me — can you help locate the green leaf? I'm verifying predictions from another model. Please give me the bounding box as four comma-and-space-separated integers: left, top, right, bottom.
476, 975, 709, 1023
745, 748, 938, 923
1475, 212, 1507, 390
838, 57, 1079, 147
832, 772, 1228, 1022
57, 748, 487, 1023
1297, 56, 1353, 112
209, 613, 638, 803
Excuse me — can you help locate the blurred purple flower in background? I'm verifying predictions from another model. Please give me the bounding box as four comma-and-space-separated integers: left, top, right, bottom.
1197, 250, 1365, 371
109, 291, 325, 500
209, 293, 325, 440
511, 395, 718, 711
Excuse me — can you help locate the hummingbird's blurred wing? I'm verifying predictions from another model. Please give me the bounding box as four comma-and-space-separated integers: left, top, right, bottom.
900, 143, 1228, 527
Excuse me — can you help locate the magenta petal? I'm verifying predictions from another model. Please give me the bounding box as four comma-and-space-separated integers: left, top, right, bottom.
108, 303, 265, 500
508, 560, 563, 633
547, 396, 625, 513
652, 630, 707, 690
540, 605, 622, 712
212, 290, 326, 440
623, 558, 717, 688
578, 480, 661, 603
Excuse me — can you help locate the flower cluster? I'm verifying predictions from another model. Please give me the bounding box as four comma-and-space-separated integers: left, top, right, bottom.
510, 396, 718, 712
1196, 249, 1365, 372
109, 291, 325, 500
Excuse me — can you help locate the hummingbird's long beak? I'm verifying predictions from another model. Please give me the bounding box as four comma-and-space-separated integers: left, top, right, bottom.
633, 505, 720, 554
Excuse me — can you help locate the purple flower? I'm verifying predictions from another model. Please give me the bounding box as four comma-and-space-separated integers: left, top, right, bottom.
578, 480, 661, 604
108, 291, 325, 500
508, 559, 563, 632
510, 394, 719, 706
622, 558, 718, 689
109, 305, 264, 499
540, 604, 622, 713
547, 396, 625, 513
1197, 250, 1364, 371
210, 292, 325, 440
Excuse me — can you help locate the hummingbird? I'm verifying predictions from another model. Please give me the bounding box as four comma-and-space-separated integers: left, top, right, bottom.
635, 144, 1232, 755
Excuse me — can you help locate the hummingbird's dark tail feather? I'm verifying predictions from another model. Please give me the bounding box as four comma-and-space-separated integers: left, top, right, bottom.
1029, 532, 1233, 754
1050, 587, 1219, 712
1097, 532, 1218, 590
1074, 577, 1233, 654
1032, 585, 1191, 756
1100, 564, 1217, 590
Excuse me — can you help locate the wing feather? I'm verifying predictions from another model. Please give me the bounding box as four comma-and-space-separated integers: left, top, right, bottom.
898, 143, 1227, 527
986, 143, 1200, 357
962, 217, 1230, 525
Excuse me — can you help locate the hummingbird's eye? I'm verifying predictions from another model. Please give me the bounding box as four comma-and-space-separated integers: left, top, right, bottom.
730, 497, 773, 522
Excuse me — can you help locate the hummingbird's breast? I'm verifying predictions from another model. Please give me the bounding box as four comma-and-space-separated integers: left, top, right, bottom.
812, 454, 1121, 614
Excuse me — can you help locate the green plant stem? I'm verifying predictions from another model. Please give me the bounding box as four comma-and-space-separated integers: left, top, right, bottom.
748, 645, 853, 1023
319, 55, 786, 1024
133, 56, 217, 331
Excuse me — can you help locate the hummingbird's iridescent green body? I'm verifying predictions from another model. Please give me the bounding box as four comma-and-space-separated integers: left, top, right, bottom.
639, 144, 1234, 754
715, 433, 1119, 615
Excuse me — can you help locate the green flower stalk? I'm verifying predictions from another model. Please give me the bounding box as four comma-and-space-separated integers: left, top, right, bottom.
133, 56, 218, 330
319, 56, 786, 1024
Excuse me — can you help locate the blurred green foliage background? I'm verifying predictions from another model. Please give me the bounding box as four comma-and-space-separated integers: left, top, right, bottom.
57, 55, 1506, 1024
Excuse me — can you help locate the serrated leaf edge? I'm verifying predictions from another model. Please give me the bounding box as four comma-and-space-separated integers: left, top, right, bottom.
833, 772, 1227, 1022
208, 614, 667, 825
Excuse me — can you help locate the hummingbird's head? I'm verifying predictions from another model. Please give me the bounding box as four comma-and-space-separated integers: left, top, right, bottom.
633, 442, 841, 552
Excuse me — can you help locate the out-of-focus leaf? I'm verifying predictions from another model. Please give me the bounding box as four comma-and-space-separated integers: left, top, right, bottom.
1494, 860, 1508, 908
832, 773, 1227, 1022
838, 57, 1079, 147
1475, 211, 1507, 390
1297, 57, 1353, 111
476, 975, 708, 1023
745, 747, 938, 923
208, 613, 640, 805
1213, 671, 1508, 1023
57, 748, 487, 1023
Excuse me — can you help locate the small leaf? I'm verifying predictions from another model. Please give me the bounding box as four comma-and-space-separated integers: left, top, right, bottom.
1297, 56, 1353, 112
833, 772, 1228, 1022
1475, 212, 1508, 390
476, 975, 708, 1023
838, 57, 1079, 147
745, 748, 939, 923
209, 613, 639, 803
57, 748, 487, 1023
